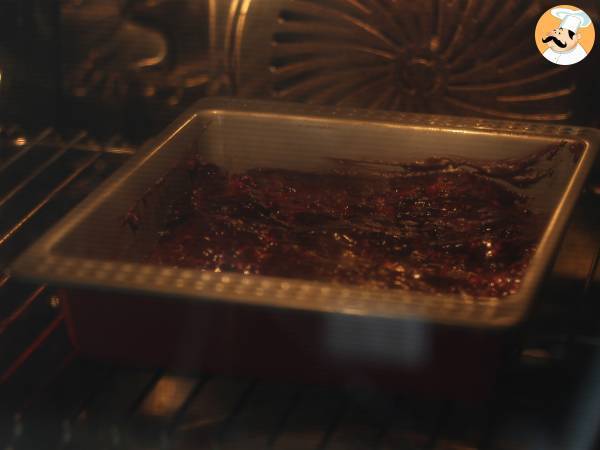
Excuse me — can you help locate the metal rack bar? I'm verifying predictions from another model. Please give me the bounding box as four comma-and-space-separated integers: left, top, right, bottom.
67, 140, 135, 156
0, 312, 65, 384
0, 128, 134, 402
0, 132, 87, 209
0, 272, 9, 288
0, 128, 54, 173
0, 146, 103, 247
0, 284, 46, 335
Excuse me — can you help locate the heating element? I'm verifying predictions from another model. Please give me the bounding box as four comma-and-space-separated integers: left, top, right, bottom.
0, 126, 599, 450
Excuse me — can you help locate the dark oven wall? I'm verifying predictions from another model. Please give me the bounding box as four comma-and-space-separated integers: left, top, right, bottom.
0, 1, 61, 129
1, 0, 599, 142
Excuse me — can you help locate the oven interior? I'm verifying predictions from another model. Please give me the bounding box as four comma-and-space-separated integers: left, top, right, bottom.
1, 1, 600, 449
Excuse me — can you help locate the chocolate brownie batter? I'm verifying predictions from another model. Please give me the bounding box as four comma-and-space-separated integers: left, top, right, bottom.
148, 156, 547, 297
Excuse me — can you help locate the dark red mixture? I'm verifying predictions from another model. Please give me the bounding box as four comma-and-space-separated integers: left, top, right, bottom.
148, 159, 545, 298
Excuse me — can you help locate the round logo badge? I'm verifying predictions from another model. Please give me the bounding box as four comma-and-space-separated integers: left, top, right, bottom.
535, 5, 595, 65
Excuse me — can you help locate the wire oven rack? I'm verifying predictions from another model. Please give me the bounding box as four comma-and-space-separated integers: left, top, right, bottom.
0, 125, 599, 450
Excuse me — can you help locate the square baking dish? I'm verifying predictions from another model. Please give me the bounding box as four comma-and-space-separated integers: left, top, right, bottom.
9, 99, 599, 397
12, 98, 599, 328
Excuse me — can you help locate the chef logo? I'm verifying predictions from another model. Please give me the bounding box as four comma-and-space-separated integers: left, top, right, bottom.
535, 5, 595, 65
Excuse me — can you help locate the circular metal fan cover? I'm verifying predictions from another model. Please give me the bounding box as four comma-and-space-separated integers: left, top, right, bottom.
230, 0, 597, 121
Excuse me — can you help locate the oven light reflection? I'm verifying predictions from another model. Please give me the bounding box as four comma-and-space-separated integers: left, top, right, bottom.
139, 376, 197, 418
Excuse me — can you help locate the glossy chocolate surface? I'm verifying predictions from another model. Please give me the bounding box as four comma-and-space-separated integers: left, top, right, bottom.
149, 154, 548, 298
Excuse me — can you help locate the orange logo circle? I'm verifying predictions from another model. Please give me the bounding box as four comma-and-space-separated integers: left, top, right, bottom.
535, 5, 595, 65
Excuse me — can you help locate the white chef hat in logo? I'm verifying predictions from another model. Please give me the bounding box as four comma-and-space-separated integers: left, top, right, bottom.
551, 7, 592, 33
